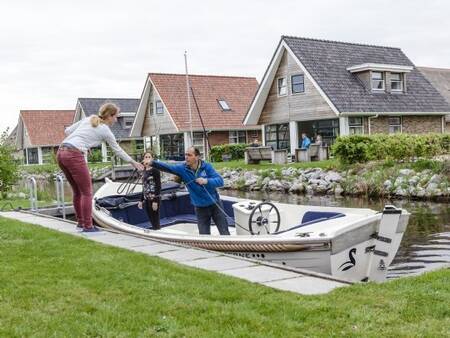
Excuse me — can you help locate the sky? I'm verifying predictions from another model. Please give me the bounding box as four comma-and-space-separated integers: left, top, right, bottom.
1, 0, 449, 133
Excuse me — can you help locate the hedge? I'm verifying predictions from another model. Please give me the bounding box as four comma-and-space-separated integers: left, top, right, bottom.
210, 143, 249, 162
331, 133, 450, 164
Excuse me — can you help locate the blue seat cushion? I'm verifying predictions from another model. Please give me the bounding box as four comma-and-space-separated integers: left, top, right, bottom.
301, 211, 344, 224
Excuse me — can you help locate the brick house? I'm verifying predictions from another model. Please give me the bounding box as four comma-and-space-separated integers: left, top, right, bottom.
74, 98, 143, 162
418, 67, 450, 132
244, 36, 450, 154
15, 110, 75, 164
130, 73, 261, 160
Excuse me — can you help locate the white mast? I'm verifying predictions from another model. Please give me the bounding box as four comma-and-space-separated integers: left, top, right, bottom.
184, 51, 193, 145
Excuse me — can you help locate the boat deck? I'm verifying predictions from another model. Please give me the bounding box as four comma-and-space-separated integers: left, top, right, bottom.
0, 210, 352, 295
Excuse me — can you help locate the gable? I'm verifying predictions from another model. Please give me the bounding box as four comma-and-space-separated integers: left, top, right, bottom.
259, 50, 337, 125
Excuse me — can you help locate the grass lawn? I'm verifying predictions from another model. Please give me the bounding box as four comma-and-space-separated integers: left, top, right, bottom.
0, 199, 56, 211
212, 159, 338, 171
1, 218, 449, 337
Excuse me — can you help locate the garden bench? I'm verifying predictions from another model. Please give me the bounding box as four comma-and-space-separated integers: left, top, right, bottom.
295, 144, 329, 162
244, 146, 288, 165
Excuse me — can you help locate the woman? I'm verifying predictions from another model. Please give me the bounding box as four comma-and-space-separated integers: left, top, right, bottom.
137, 151, 161, 230
57, 103, 144, 232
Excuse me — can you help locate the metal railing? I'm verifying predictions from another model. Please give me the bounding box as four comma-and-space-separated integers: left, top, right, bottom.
55, 174, 66, 219
27, 176, 38, 212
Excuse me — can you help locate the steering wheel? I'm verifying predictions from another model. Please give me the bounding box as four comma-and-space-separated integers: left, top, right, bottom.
248, 202, 281, 235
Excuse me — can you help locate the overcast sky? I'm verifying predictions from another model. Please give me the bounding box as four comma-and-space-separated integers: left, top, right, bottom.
1, 0, 449, 133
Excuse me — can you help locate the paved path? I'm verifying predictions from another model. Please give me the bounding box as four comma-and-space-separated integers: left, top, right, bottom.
0, 211, 351, 295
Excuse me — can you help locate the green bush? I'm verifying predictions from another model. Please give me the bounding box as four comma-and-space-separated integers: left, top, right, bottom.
210, 144, 248, 162
88, 149, 103, 163
332, 134, 449, 164
0, 129, 19, 197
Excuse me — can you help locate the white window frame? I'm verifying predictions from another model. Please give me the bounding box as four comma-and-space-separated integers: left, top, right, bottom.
390, 73, 403, 92
388, 116, 402, 134
155, 100, 164, 114
229, 130, 247, 144
149, 102, 154, 116
123, 118, 134, 129
348, 117, 364, 135
277, 77, 287, 97
218, 99, 231, 111
371, 71, 385, 91
291, 74, 305, 94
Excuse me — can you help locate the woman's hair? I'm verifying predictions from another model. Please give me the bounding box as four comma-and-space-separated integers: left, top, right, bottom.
90, 103, 120, 127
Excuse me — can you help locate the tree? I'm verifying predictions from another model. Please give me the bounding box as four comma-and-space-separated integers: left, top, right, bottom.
0, 128, 19, 198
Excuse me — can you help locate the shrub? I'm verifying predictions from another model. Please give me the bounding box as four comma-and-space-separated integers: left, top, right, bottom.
210, 144, 248, 162
332, 133, 449, 164
88, 149, 103, 163
0, 129, 19, 197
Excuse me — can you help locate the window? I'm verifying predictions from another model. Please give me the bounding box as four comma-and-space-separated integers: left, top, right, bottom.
349, 117, 363, 135
123, 118, 134, 129
229, 130, 247, 144
218, 99, 231, 111
291, 74, 305, 94
193, 132, 205, 157
160, 133, 185, 160
27, 148, 39, 164
371, 71, 385, 90
149, 102, 154, 115
41, 147, 54, 164
298, 119, 339, 146
265, 123, 289, 150
388, 116, 402, 134
390, 73, 403, 92
277, 77, 287, 96
155, 100, 164, 114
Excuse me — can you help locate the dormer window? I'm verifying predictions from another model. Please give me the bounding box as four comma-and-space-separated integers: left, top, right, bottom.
277, 77, 287, 96
123, 118, 134, 129
218, 99, 231, 111
390, 73, 403, 92
371, 72, 385, 91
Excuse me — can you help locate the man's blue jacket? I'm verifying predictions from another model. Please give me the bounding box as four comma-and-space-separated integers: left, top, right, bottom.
151, 160, 223, 207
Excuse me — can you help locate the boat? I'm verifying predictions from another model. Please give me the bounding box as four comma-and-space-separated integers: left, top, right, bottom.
93, 178, 410, 282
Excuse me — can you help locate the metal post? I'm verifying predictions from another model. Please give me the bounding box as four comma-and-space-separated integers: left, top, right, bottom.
55, 174, 66, 219
28, 176, 37, 212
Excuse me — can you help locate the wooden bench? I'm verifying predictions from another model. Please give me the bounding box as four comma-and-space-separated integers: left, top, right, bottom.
295, 144, 329, 162
244, 146, 288, 165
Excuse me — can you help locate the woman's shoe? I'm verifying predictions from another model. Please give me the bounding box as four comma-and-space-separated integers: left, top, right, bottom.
82, 226, 100, 233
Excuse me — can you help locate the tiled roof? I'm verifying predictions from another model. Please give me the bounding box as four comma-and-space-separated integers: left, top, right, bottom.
149, 73, 258, 130
20, 110, 75, 146
78, 98, 140, 138
283, 36, 450, 113
418, 67, 450, 104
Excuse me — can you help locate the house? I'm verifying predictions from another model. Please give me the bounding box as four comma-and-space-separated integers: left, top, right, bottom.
417, 67, 450, 132
130, 73, 261, 160
244, 36, 450, 154
15, 110, 75, 164
74, 98, 142, 162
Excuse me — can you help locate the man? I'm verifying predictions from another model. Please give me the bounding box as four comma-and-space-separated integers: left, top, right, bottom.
300, 133, 311, 149
150, 146, 230, 235
249, 138, 261, 147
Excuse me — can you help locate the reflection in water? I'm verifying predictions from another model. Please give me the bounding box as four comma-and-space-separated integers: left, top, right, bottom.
221, 190, 450, 279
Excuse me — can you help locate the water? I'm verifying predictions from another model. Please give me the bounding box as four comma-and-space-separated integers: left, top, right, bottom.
220, 190, 450, 279
18, 179, 450, 278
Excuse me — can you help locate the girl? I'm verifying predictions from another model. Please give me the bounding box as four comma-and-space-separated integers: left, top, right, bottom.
138, 151, 161, 230
57, 103, 144, 232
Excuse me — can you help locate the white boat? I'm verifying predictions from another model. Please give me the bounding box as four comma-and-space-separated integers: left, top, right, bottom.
93, 179, 410, 282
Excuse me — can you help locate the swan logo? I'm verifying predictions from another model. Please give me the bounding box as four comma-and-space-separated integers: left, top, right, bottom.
339, 248, 356, 271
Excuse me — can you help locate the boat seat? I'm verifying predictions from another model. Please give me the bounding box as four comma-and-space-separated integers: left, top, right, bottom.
274, 211, 345, 235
